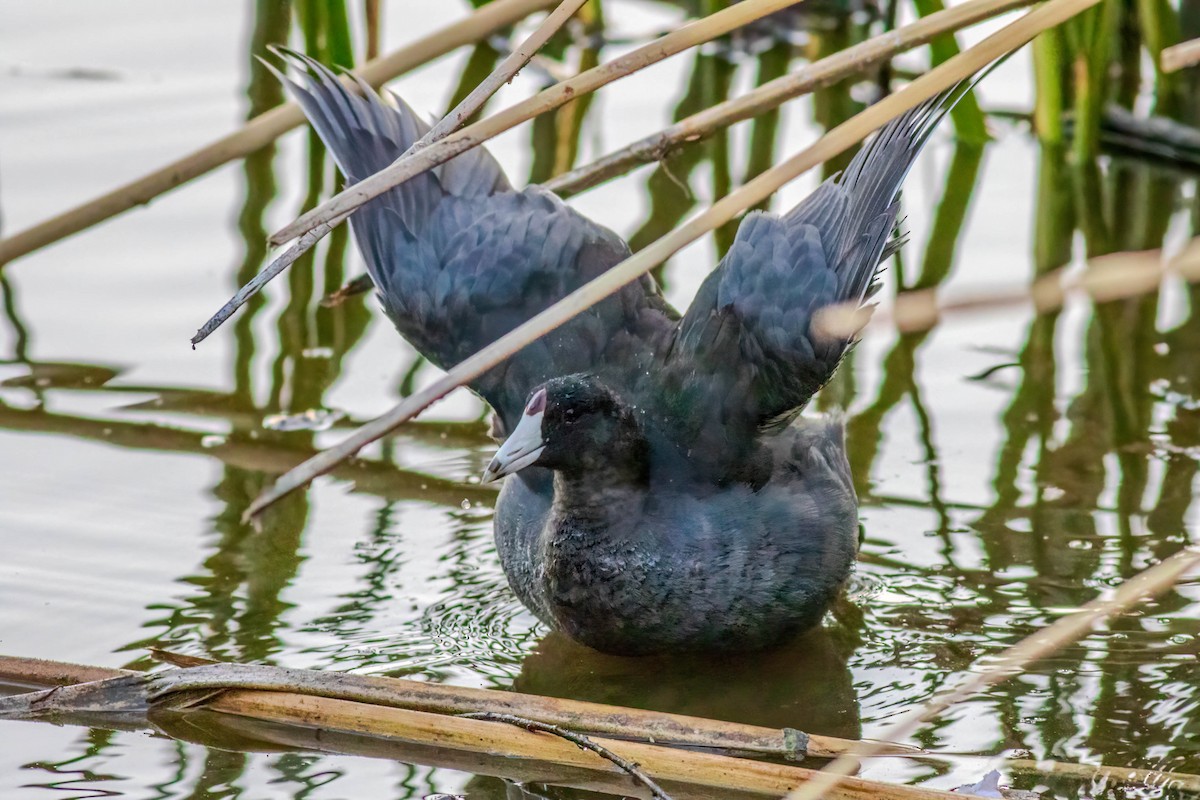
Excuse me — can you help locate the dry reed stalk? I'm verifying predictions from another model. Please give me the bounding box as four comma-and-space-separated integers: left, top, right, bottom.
191, 0, 588, 345
782, 546, 1200, 800
365, 0, 381, 61
0, 0, 558, 267
245, 0, 1103, 519
0, 655, 960, 800
0, 654, 908, 760
1161, 36, 1200, 72
545, 0, 1034, 197
814, 243, 1200, 337
267, 0, 809, 246
1005, 759, 1200, 793
206, 694, 938, 800
426, 0, 589, 143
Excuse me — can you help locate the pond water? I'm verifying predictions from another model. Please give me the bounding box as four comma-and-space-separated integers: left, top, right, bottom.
2, 1, 1200, 798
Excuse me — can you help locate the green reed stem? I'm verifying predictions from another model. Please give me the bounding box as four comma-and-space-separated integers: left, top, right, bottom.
1031, 30, 1065, 143
1067, 0, 1117, 160
1136, 0, 1180, 113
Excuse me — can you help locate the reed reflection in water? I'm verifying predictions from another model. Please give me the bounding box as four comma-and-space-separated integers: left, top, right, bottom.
1, 1, 1200, 798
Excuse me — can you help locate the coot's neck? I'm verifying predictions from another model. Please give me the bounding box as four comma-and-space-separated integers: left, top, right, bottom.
550, 435, 650, 527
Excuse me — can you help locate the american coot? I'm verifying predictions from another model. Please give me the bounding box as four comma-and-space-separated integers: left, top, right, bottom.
281, 54, 952, 655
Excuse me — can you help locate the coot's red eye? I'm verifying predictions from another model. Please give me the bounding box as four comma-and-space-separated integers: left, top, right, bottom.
525, 388, 547, 416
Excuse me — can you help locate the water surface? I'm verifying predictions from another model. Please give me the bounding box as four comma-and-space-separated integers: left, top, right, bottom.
2, 2, 1199, 798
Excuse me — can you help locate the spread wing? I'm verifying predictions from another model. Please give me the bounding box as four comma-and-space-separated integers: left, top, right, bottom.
278, 53, 676, 431
657, 96, 953, 458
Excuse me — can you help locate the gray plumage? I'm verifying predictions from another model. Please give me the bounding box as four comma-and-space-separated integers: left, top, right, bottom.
280, 53, 954, 654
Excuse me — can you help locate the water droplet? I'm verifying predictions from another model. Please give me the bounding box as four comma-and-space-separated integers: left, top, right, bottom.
263, 408, 345, 432
200, 434, 226, 449
460, 499, 471, 510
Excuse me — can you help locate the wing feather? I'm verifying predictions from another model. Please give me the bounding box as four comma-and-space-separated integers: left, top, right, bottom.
661, 94, 957, 459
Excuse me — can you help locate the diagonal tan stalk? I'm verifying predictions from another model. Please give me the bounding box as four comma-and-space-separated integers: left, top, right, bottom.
0, 0, 558, 268
422, 0, 589, 146
782, 545, 1200, 800
1161, 35, 1200, 71
245, 0, 1103, 520
814, 243, 1200, 337
545, 0, 1035, 198
267, 0, 809, 247
190, 0, 588, 346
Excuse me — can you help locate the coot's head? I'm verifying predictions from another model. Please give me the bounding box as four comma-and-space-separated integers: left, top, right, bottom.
482, 375, 647, 484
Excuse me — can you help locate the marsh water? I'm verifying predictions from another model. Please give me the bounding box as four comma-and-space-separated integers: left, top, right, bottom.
3, 1, 1200, 798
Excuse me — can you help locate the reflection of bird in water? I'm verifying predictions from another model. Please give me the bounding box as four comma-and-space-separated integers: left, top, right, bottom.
456, 627, 860, 800
512, 627, 861, 741
279, 53, 957, 655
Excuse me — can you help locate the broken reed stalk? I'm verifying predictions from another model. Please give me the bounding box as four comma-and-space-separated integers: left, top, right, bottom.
245, 0, 1103, 519
782, 546, 1200, 800
0, 654, 899, 760
545, 0, 1034, 198
193, 212, 351, 346
1161, 36, 1200, 72
145, 658, 909, 761
325, 0, 1036, 308
0, 661, 964, 800
190, 0, 588, 345
154, 701, 961, 800
814, 243, 1200, 338
267, 0, 808, 247
0, 0, 558, 268
6, 658, 1200, 798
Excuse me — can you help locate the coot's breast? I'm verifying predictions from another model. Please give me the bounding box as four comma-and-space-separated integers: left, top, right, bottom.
495, 469, 859, 655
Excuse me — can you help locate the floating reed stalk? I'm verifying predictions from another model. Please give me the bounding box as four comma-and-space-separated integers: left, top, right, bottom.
3, 544, 1196, 800
192, 0, 589, 345
782, 546, 1200, 800
266, 0, 809, 247
0, 0, 558, 267
0, 657, 960, 800
0, 654, 905, 760
246, 0, 1104, 519
545, 0, 1034, 198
